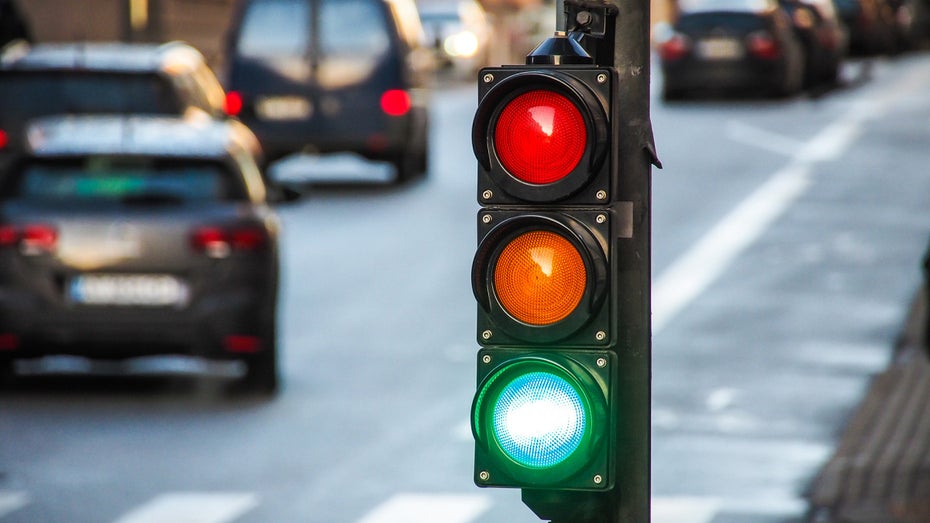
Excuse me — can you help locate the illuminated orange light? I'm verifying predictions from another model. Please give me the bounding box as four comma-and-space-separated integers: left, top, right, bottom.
493, 231, 586, 325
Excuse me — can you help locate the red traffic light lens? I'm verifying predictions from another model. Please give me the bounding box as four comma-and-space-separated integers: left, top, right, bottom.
493, 90, 587, 185
493, 230, 587, 326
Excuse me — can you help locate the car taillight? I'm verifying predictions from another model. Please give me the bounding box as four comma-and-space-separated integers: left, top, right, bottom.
191, 226, 267, 258
746, 31, 781, 60
0, 129, 7, 149
380, 89, 411, 116
225, 91, 244, 116
658, 33, 691, 61
0, 224, 57, 255
224, 335, 261, 353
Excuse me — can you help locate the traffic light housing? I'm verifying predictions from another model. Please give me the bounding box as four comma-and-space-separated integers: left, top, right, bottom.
470, 59, 623, 496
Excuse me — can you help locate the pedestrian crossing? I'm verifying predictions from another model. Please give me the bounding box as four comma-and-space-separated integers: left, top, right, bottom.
0, 490, 806, 523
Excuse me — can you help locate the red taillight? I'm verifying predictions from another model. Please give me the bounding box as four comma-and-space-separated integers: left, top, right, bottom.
0, 224, 57, 254
746, 31, 781, 60
380, 89, 411, 116
225, 91, 244, 116
224, 335, 261, 353
191, 226, 267, 258
659, 34, 691, 62
0, 129, 7, 149
0, 334, 19, 351
231, 228, 266, 251
493, 89, 587, 185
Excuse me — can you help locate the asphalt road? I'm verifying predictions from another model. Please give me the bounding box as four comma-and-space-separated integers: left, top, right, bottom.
2, 52, 930, 523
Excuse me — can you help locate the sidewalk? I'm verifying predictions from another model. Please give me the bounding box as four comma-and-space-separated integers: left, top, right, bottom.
807, 289, 930, 523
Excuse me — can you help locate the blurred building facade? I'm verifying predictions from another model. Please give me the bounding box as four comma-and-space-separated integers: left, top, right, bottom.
14, 0, 235, 69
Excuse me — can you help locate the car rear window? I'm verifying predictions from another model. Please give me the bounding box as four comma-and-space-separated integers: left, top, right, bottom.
235, 0, 310, 59
0, 71, 184, 119
3, 158, 245, 203
235, 0, 390, 88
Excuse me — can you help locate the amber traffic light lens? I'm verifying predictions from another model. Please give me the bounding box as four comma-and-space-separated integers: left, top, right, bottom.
493, 90, 587, 185
493, 231, 587, 326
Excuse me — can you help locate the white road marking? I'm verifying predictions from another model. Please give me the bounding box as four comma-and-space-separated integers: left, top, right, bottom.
0, 491, 28, 517
652, 162, 811, 333
112, 493, 258, 523
358, 493, 491, 523
653, 94, 895, 334
653, 497, 719, 523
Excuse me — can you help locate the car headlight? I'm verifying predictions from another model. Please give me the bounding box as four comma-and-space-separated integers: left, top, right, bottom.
444, 31, 480, 58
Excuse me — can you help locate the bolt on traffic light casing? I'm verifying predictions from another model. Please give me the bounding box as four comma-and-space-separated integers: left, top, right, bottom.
470, 64, 621, 493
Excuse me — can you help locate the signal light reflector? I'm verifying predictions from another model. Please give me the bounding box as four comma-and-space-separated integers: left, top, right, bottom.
493, 230, 586, 326
493, 90, 586, 185
493, 371, 586, 468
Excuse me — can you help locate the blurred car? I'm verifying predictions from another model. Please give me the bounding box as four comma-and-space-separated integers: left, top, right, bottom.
831, 0, 897, 54
779, 0, 847, 87
656, 0, 806, 100
0, 116, 281, 395
0, 41, 236, 175
418, 0, 491, 76
224, 0, 432, 183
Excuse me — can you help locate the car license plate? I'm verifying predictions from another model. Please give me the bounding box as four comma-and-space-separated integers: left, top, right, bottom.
255, 96, 312, 120
697, 38, 743, 60
69, 274, 190, 307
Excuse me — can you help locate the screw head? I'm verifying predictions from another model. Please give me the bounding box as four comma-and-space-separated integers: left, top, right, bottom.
482, 354, 492, 364
597, 73, 608, 84
481, 189, 493, 200
596, 189, 608, 200
593, 474, 603, 484
595, 330, 607, 341
481, 214, 492, 224
481, 330, 493, 340
596, 357, 608, 368
596, 214, 607, 224
483, 73, 494, 84
479, 471, 490, 481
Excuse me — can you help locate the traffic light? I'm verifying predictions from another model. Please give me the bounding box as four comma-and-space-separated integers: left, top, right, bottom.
470, 45, 621, 494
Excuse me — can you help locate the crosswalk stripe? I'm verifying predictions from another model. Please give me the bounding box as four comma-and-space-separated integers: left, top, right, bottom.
0, 491, 28, 518
112, 493, 258, 523
653, 497, 719, 523
358, 493, 491, 523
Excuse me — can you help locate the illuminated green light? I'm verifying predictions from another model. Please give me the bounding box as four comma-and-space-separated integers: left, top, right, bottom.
493, 371, 586, 468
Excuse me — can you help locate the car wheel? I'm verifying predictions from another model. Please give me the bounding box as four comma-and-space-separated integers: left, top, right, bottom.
230, 320, 279, 397
394, 144, 429, 184
0, 359, 15, 388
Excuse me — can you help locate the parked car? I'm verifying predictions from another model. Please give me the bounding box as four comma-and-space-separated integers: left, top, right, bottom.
418, 0, 491, 77
656, 0, 806, 100
832, 0, 897, 54
779, 0, 847, 87
224, 0, 432, 183
0, 41, 240, 175
0, 116, 281, 395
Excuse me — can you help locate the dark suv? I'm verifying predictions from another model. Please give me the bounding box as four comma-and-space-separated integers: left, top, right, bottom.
225, 0, 432, 183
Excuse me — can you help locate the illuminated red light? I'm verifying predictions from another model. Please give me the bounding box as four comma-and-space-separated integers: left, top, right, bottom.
493, 90, 587, 185
0, 129, 8, 149
225, 91, 244, 116
380, 89, 411, 116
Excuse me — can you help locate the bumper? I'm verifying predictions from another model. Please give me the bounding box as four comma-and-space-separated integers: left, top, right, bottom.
0, 287, 275, 360
662, 58, 787, 94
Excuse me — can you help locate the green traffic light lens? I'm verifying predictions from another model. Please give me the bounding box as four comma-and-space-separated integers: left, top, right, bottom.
492, 371, 586, 469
